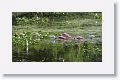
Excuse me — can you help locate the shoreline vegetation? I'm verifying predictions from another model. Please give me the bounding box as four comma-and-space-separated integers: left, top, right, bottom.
12, 12, 102, 62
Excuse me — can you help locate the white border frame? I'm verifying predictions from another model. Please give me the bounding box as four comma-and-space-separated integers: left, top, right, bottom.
0, 0, 114, 74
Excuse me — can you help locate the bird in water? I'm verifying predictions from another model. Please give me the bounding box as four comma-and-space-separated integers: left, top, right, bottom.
75, 36, 84, 40
58, 36, 66, 40
58, 33, 71, 40
48, 35, 56, 39
57, 33, 85, 42
88, 33, 95, 40
48, 35, 56, 43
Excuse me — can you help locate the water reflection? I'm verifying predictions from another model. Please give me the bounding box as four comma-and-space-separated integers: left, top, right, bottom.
12, 37, 102, 62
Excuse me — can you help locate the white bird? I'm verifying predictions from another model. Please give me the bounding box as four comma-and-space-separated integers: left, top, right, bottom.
88, 34, 95, 39
48, 35, 56, 39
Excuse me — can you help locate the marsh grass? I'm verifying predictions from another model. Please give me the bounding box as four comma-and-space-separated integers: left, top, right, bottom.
12, 12, 102, 62
12, 40, 102, 62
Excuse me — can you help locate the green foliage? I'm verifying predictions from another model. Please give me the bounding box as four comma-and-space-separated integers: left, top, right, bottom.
12, 35, 102, 62
12, 12, 102, 26
12, 12, 102, 62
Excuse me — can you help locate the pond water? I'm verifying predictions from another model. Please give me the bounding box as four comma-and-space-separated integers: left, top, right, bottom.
12, 37, 102, 62
12, 17, 102, 62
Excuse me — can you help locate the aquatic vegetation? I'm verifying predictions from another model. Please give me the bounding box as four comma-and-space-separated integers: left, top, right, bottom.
12, 32, 102, 62
12, 12, 102, 62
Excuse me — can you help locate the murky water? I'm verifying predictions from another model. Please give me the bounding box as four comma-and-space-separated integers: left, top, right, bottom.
12, 37, 102, 62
